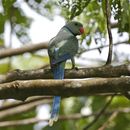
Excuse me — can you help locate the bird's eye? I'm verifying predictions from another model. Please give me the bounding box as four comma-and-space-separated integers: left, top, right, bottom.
75, 23, 78, 26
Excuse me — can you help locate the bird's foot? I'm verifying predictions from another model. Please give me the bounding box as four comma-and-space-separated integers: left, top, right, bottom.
71, 66, 79, 70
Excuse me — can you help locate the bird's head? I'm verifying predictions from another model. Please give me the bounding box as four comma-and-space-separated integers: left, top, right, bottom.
65, 21, 84, 36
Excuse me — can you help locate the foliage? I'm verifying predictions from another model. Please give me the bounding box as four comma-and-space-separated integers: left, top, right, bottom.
27, 0, 58, 20
0, 0, 31, 43
0, 0, 130, 130
58, 0, 91, 20
111, 0, 130, 33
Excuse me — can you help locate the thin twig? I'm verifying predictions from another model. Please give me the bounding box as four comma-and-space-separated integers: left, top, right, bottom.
83, 96, 114, 130
0, 97, 52, 120
105, 0, 113, 65
1, 107, 130, 127
7, 21, 13, 70
0, 96, 52, 111
78, 40, 129, 55
98, 111, 118, 130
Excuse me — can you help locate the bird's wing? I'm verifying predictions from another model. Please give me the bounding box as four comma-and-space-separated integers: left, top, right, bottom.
48, 36, 78, 65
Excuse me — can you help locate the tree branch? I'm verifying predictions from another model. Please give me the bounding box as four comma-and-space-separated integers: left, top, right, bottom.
0, 40, 128, 59
98, 111, 118, 130
105, 0, 113, 65
0, 97, 52, 120
0, 63, 130, 83
79, 40, 129, 55
0, 77, 130, 100
0, 107, 130, 127
0, 42, 48, 59
111, 22, 118, 28
83, 96, 114, 130
0, 96, 51, 110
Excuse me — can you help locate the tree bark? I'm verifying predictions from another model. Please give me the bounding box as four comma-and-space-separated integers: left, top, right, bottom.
0, 77, 130, 100
0, 42, 48, 59
0, 63, 130, 83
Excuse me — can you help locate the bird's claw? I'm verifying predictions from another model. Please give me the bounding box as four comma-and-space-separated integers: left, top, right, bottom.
74, 67, 79, 70
71, 66, 79, 70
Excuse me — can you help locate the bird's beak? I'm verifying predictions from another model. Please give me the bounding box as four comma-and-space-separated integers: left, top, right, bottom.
79, 27, 84, 34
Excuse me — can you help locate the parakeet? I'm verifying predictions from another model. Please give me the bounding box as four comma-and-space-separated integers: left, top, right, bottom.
48, 21, 84, 126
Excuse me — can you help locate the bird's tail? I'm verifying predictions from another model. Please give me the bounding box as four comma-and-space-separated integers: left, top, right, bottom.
49, 96, 61, 126
49, 62, 65, 126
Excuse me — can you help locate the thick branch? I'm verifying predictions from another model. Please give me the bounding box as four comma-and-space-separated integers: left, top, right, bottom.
0, 42, 48, 59
0, 77, 130, 100
0, 63, 130, 83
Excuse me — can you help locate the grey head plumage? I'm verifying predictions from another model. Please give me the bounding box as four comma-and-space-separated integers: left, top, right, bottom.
64, 21, 84, 36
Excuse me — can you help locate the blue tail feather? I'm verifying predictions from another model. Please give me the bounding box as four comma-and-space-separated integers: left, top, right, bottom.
50, 96, 61, 119
49, 62, 65, 126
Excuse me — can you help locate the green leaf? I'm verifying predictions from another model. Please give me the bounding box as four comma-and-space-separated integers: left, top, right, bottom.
86, 36, 91, 46
0, 38, 4, 46
2, 0, 16, 19
0, 14, 5, 34
111, 96, 130, 108
0, 63, 9, 74
91, 96, 107, 111
36, 0, 42, 3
